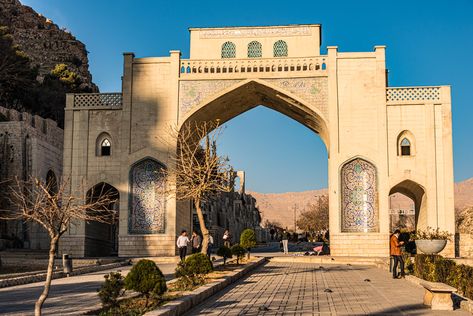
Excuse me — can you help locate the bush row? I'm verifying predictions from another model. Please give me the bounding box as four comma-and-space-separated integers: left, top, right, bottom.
414, 254, 473, 300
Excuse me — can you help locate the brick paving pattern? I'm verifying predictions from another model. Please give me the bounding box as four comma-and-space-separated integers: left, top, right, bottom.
188, 261, 469, 315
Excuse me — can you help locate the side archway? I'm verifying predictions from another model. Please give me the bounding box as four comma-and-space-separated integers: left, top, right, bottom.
340, 157, 378, 233
85, 182, 119, 257
389, 179, 426, 231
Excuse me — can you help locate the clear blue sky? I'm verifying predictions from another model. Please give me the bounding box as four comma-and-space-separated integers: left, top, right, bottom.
22, 0, 473, 193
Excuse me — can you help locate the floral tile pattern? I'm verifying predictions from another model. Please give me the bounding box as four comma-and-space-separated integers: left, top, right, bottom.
341, 158, 378, 232
129, 159, 166, 234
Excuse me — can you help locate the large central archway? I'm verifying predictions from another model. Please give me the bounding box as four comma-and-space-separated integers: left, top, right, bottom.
177, 78, 331, 247
179, 79, 330, 149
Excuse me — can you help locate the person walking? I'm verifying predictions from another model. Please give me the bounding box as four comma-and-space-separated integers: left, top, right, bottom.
207, 233, 214, 257
390, 229, 405, 279
177, 230, 190, 261
282, 229, 289, 255
223, 229, 232, 248
191, 231, 201, 253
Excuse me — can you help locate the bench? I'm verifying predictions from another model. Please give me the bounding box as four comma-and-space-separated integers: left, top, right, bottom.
420, 280, 457, 311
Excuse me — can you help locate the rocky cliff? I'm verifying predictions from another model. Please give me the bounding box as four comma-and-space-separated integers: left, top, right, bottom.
0, 0, 97, 91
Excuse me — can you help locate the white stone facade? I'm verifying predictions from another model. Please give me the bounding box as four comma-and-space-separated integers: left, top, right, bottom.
61, 24, 455, 257
0, 107, 63, 250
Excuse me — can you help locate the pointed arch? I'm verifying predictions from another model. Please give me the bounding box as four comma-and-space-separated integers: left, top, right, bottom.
178, 79, 330, 149
85, 182, 120, 257
96, 132, 112, 156
397, 130, 415, 156
46, 169, 58, 194
389, 179, 427, 230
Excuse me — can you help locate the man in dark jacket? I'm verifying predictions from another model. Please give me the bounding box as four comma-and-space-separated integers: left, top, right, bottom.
191, 231, 201, 254
282, 230, 289, 255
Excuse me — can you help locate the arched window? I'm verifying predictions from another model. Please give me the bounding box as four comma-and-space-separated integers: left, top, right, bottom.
96, 132, 112, 156
221, 41, 236, 58
400, 138, 411, 156
273, 40, 288, 57
247, 41, 262, 58
101, 139, 111, 156
46, 170, 58, 194
397, 131, 415, 157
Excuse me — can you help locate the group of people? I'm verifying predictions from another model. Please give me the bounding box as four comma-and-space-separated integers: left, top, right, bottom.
176, 229, 232, 261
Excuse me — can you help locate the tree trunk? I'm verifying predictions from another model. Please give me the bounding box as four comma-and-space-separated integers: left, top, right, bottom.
35, 235, 59, 316
194, 199, 209, 255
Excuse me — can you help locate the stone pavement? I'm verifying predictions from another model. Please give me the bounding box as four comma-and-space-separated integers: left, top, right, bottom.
187, 261, 470, 315
0, 263, 177, 315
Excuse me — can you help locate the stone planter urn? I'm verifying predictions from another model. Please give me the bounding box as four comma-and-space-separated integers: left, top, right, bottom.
415, 239, 447, 254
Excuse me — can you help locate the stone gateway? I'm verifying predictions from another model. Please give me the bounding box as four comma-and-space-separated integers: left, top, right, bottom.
60, 24, 455, 257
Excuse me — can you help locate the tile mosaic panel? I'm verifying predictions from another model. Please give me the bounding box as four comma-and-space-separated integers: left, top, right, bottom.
179, 79, 242, 118
266, 77, 328, 117
341, 158, 378, 233
129, 159, 166, 234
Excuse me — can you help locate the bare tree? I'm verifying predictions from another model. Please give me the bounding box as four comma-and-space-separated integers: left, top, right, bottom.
0, 177, 117, 316
296, 195, 329, 236
164, 121, 233, 255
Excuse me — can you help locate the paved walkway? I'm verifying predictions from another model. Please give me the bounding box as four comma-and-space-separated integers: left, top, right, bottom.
187, 261, 469, 315
0, 263, 176, 315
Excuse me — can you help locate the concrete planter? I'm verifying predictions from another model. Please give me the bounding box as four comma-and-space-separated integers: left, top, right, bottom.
415, 239, 447, 254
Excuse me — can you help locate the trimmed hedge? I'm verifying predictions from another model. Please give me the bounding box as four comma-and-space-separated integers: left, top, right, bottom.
124, 259, 167, 300
414, 254, 473, 300
175, 253, 213, 289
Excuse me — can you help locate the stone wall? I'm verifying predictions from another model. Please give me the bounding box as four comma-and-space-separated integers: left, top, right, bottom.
198, 188, 264, 248
459, 233, 473, 258
0, 106, 63, 250
0, 0, 97, 91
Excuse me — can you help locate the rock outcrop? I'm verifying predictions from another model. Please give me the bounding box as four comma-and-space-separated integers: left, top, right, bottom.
0, 0, 98, 91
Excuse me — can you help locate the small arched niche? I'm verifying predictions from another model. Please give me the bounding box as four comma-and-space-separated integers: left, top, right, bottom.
96, 132, 112, 157
46, 169, 58, 194
397, 130, 415, 157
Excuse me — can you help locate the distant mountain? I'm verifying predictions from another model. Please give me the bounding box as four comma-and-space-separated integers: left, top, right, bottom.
250, 178, 473, 229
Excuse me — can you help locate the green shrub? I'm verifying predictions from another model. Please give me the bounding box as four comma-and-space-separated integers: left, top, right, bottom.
434, 257, 456, 283
216, 246, 232, 264
414, 254, 438, 281
175, 253, 213, 290
240, 229, 257, 254
124, 259, 167, 306
98, 272, 124, 308
414, 254, 473, 300
402, 253, 414, 274
231, 244, 246, 264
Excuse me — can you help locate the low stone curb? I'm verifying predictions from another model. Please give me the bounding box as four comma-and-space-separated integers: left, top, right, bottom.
0, 261, 130, 288
145, 257, 267, 316
404, 274, 473, 314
